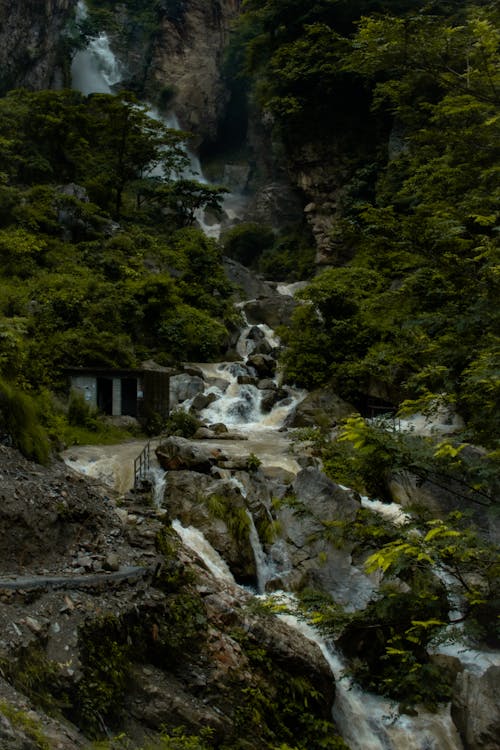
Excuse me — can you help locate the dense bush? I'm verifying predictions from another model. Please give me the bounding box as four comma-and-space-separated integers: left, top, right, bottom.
0, 379, 50, 464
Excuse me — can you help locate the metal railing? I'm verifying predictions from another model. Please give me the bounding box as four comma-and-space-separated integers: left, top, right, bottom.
133, 441, 151, 489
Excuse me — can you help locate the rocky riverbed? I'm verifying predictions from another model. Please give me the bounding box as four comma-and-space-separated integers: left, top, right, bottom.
0, 443, 343, 750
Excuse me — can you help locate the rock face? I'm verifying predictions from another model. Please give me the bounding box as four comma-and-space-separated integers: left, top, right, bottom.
148, 0, 241, 144
451, 666, 500, 750
0, 0, 77, 93
273, 468, 376, 607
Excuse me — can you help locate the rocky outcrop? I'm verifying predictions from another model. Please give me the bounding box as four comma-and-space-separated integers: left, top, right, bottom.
451, 666, 500, 750
273, 468, 376, 607
0, 444, 343, 749
148, 0, 241, 144
161, 469, 257, 583
0, 0, 77, 93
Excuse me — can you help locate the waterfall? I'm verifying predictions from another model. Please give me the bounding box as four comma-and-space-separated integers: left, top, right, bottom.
71, 1, 123, 94
172, 520, 236, 584
189, 309, 305, 434
70, 2, 246, 238
148, 465, 167, 507
275, 599, 463, 750
245, 510, 276, 594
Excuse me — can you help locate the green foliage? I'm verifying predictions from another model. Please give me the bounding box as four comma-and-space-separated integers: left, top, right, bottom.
0, 643, 68, 716
92, 726, 214, 750
67, 390, 99, 429
223, 222, 275, 267
222, 222, 315, 281
0, 88, 235, 435
75, 615, 132, 737
233, 2, 500, 447
206, 493, 251, 546
230, 627, 348, 749
163, 408, 200, 438
154, 526, 196, 591
258, 229, 316, 281
315, 415, 500, 507
0, 702, 51, 750
0, 378, 51, 464
246, 452, 262, 472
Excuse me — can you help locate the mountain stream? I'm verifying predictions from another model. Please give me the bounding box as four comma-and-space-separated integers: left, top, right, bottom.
63, 12, 480, 749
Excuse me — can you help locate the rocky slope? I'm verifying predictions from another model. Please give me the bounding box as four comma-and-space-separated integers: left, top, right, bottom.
0, 444, 343, 749
0, 0, 77, 93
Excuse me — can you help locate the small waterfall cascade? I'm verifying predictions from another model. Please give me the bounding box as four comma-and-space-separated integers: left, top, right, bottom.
70, 3, 246, 237
71, 1, 124, 94
189, 313, 305, 434
274, 599, 463, 750
245, 510, 277, 594
172, 520, 236, 584
147, 464, 167, 508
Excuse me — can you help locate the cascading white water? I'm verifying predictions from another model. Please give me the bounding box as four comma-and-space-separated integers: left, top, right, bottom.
245, 510, 277, 594
64, 12, 472, 746
70, 2, 247, 237
71, 1, 123, 94
172, 520, 236, 584
189, 313, 305, 435
148, 464, 167, 507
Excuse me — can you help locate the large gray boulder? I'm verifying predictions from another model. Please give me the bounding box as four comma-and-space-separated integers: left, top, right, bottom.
273, 468, 375, 608
243, 295, 297, 329
452, 666, 500, 750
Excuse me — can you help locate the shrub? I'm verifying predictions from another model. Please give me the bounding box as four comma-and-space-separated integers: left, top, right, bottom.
0, 378, 50, 464
164, 408, 200, 438
222, 223, 275, 267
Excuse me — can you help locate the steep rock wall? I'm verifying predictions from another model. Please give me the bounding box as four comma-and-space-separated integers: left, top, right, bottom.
142, 0, 241, 144
0, 0, 77, 93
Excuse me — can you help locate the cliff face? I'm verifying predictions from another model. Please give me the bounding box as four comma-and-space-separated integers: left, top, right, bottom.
117, 0, 241, 145
153, 0, 240, 142
0, 0, 77, 93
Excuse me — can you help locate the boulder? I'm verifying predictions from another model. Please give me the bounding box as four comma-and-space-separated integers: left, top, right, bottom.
169, 374, 205, 408
274, 468, 375, 608
222, 257, 278, 302
452, 666, 500, 750
156, 437, 226, 474
247, 353, 276, 379
284, 386, 357, 428
164, 470, 256, 583
389, 450, 500, 543
189, 391, 218, 413
244, 295, 297, 329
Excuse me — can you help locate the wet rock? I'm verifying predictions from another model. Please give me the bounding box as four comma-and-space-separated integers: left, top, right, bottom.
246, 353, 276, 378
274, 469, 374, 606
260, 389, 281, 413
257, 378, 277, 390
165, 471, 256, 582
237, 374, 258, 385
209, 423, 229, 434
169, 374, 205, 408
244, 295, 297, 330
156, 437, 227, 474
222, 258, 277, 302
127, 665, 231, 740
189, 391, 218, 413
104, 552, 120, 572
452, 666, 500, 750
